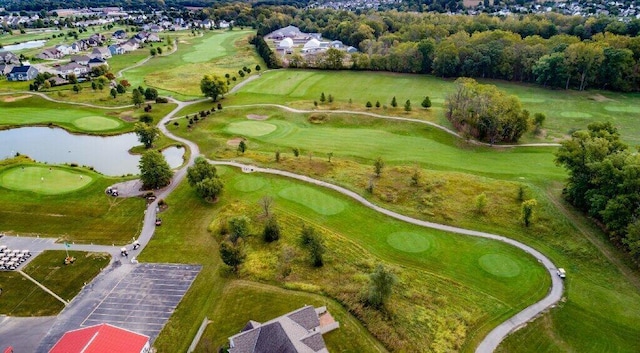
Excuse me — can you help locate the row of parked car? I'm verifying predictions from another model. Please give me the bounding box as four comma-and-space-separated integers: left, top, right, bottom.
0, 245, 31, 271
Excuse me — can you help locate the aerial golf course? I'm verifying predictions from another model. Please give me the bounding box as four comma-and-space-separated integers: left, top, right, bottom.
0, 28, 639, 353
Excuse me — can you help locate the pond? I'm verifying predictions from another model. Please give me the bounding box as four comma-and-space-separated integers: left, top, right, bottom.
1, 40, 46, 52
0, 127, 185, 176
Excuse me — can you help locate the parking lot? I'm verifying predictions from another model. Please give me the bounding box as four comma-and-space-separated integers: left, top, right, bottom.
79, 263, 201, 340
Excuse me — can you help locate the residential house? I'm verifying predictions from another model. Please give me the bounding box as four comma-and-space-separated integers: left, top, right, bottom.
108, 44, 125, 55
0, 51, 20, 65
149, 24, 163, 32
120, 42, 137, 52
49, 323, 150, 353
70, 55, 91, 65
88, 57, 108, 69
7, 65, 39, 81
70, 42, 85, 53
36, 48, 64, 60
58, 62, 89, 78
113, 29, 127, 39
202, 19, 214, 29
219, 20, 231, 29
0, 64, 14, 76
146, 33, 161, 42
91, 47, 112, 60
228, 306, 339, 353
49, 76, 68, 86
55, 44, 75, 55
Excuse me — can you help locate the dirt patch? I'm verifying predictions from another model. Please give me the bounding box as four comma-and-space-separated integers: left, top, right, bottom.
2, 94, 32, 102
227, 137, 245, 146
247, 114, 268, 120
308, 113, 328, 124
120, 111, 136, 122
590, 94, 613, 102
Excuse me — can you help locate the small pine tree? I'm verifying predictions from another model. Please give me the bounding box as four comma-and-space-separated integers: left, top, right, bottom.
521, 199, 537, 227
375, 100, 381, 108
374, 157, 384, 177
404, 99, 412, 112
237, 140, 246, 154
366, 101, 372, 108
328, 94, 334, 103
421, 96, 432, 108
293, 147, 300, 158
391, 96, 398, 108
263, 216, 281, 242
410, 168, 421, 187
320, 92, 326, 103
275, 150, 281, 162
475, 193, 487, 214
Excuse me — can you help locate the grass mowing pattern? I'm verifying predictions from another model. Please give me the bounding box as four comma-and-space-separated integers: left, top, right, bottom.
478, 254, 522, 278
181, 31, 241, 63
23, 250, 110, 302
279, 185, 346, 215
233, 175, 266, 192
387, 232, 432, 253
0, 166, 93, 195
231, 70, 640, 145
72, 116, 123, 131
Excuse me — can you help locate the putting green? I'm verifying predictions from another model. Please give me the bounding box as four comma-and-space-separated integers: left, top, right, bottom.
0, 166, 93, 195
73, 116, 121, 131
560, 111, 593, 118
604, 105, 640, 113
226, 121, 277, 137
234, 176, 266, 192
387, 232, 431, 253
279, 186, 345, 215
478, 253, 522, 278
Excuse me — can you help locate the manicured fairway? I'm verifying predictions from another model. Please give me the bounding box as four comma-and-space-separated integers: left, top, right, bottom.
226, 120, 277, 136
232, 70, 640, 144
387, 231, 432, 253
0, 271, 65, 316
0, 166, 93, 195
124, 30, 261, 99
0, 96, 128, 133
278, 185, 346, 215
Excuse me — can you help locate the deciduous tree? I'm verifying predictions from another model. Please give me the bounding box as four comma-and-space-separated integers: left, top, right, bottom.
139, 150, 173, 189
200, 74, 228, 101
367, 264, 397, 309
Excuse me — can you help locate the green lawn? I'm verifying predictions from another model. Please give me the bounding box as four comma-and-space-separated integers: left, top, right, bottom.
0, 271, 64, 316
0, 95, 131, 133
23, 250, 110, 302
0, 165, 93, 195
122, 30, 262, 100
0, 158, 145, 244
228, 70, 640, 145
141, 166, 549, 352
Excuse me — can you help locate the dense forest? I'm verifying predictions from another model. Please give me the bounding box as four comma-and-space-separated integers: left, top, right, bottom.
208, 3, 640, 91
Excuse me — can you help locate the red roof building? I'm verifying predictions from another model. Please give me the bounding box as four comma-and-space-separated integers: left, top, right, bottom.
49, 323, 150, 353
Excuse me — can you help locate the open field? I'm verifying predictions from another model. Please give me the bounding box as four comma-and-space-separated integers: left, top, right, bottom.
122, 30, 262, 100
0, 271, 65, 316
0, 158, 145, 244
228, 70, 640, 145
170, 106, 640, 352
23, 250, 110, 302
140, 166, 549, 352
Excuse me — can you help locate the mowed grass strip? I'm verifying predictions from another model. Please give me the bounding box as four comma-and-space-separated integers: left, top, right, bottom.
0, 165, 93, 195
0, 159, 145, 244
23, 250, 110, 302
230, 70, 640, 145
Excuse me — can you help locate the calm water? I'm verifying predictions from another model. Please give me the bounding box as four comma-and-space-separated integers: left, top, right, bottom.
0, 127, 184, 176
1, 40, 46, 51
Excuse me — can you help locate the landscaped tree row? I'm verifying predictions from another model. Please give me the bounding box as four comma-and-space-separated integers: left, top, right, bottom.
555, 122, 640, 263
445, 78, 530, 144
212, 3, 640, 92
248, 35, 280, 69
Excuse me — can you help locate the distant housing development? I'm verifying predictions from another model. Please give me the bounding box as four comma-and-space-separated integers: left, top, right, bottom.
267, 25, 357, 56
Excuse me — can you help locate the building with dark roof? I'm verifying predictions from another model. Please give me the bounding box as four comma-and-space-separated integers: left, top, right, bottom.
7, 65, 38, 81
228, 306, 339, 353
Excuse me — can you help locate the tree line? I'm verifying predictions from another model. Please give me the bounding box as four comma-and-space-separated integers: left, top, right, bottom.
209, 3, 640, 92
555, 122, 640, 263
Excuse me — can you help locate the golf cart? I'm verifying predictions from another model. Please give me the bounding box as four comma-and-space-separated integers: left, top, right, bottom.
155, 218, 162, 226
557, 268, 566, 279
120, 247, 128, 257
132, 240, 140, 250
